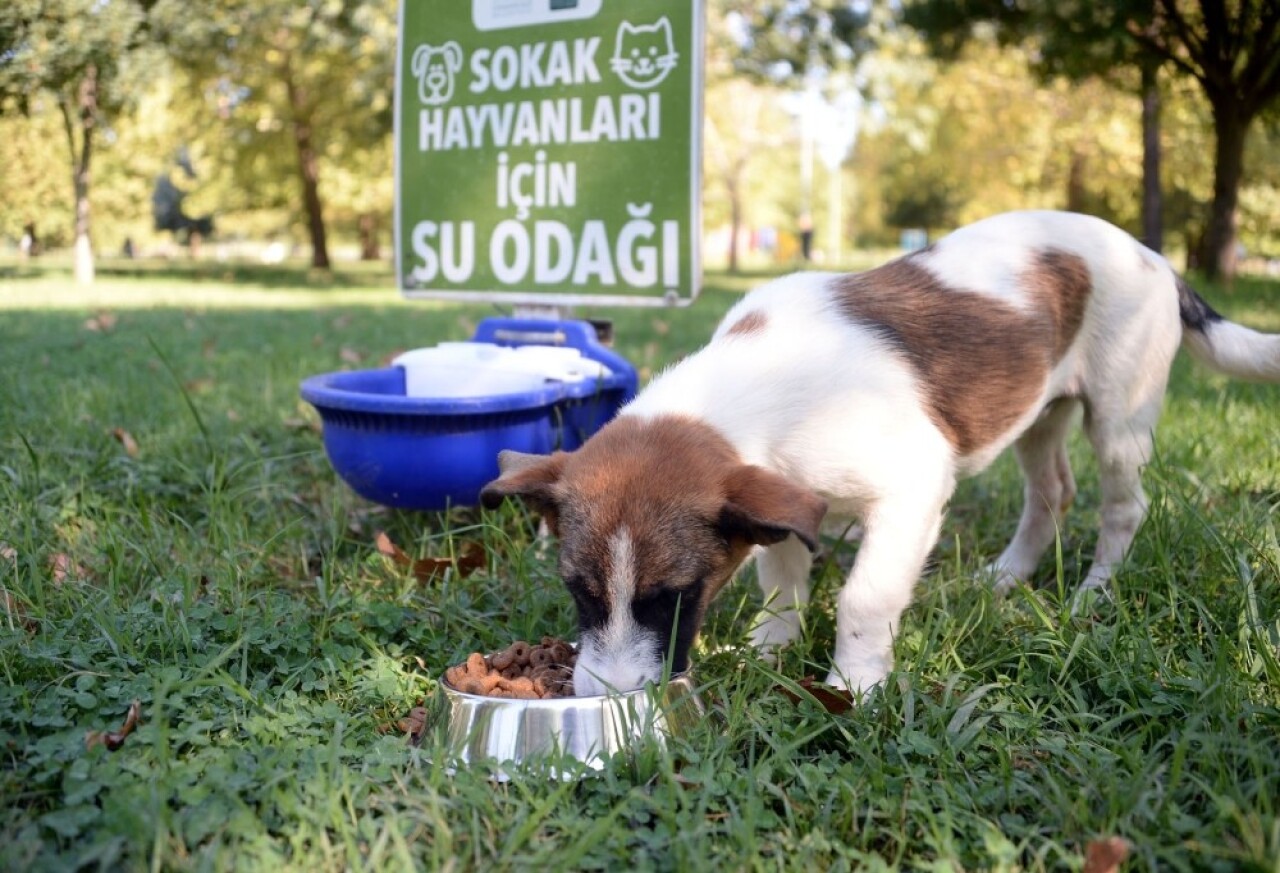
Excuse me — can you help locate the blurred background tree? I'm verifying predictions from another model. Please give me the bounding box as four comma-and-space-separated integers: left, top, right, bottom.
1, 0, 1276, 278
904, 0, 1280, 280
0, 0, 164, 283
152, 0, 395, 270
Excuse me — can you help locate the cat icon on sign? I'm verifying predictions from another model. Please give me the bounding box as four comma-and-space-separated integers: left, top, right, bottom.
412, 42, 463, 106
611, 18, 678, 89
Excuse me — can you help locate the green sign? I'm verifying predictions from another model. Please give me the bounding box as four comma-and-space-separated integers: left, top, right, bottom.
395, 0, 703, 307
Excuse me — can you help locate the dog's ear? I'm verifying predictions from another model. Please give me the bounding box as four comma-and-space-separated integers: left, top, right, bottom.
718, 465, 827, 552
480, 451, 568, 527
412, 44, 430, 78
442, 41, 462, 72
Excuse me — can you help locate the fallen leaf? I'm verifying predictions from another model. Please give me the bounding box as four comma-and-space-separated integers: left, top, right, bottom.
49, 553, 88, 585
375, 532, 486, 584
398, 706, 428, 736
110, 428, 139, 457
283, 416, 321, 434
1, 587, 36, 632
183, 378, 215, 395
777, 677, 855, 715
1, 543, 15, 562
84, 312, 118, 333
85, 699, 141, 752
671, 771, 702, 790
378, 348, 408, 367
1083, 837, 1130, 873
339, 346, 363, 365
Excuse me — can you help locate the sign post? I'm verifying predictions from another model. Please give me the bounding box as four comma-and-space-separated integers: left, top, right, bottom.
395, 0, 703, 309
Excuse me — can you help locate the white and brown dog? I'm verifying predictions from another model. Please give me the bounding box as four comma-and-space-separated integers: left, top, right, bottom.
481, 210, 1280, 697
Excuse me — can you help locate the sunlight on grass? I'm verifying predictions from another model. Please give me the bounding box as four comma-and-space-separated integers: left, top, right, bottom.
1, 260, 1277, 870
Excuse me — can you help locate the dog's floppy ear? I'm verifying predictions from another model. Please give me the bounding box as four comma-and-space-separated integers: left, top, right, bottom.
479, 450, 568, 521
442, 41, 462, 72
718, 465, 827, 552
411, 44, 430, 78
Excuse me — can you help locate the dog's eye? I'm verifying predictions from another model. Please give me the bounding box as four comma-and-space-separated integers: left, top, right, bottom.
567, 584, 605, 627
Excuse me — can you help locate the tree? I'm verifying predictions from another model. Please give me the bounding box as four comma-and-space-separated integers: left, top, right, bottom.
0, 0, 161, 283
154, 0, 396, 271
903, 0, 1168, 251
904, 0, 1280, 279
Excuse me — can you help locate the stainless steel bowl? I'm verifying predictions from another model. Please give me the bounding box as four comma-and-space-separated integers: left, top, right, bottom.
433, 673, 702, 780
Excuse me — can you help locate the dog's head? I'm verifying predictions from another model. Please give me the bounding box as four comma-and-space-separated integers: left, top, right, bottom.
480, 415, 827, 695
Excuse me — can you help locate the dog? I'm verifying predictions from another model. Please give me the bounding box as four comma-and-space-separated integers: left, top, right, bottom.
481, 210, 1280, 697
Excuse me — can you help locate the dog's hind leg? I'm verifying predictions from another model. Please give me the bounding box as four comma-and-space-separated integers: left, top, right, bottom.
988, 398, 1080, 594
748, 534, 814, 656
1074, 397, 1162, 607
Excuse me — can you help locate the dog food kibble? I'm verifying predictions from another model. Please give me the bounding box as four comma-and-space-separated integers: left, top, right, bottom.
445, 637, 577, 699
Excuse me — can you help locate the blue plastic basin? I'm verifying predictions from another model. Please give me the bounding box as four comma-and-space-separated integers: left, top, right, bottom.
300, 318, 637, 510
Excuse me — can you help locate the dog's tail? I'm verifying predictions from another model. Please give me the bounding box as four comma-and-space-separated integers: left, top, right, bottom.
1178, 276, 1280, 382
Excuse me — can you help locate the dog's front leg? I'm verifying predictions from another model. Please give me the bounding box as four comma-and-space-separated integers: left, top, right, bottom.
748, 534, 814, 656
828, 490, 948, 695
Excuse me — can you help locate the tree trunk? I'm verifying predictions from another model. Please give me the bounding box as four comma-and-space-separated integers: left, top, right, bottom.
1066, 151, 1087, 213
284, 65, 331, 271
1203, 96, 1249, 281
726, 175, 742, 274
1140, 61, 1163, 253
358, 213, 380, 261
59, 67, 98, 285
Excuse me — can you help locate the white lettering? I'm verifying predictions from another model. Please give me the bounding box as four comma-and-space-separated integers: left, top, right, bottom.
534, 221, 574, 283
573, 221, 616, 286
491, 46, 519, 91
574, 37, 601, 83
491, 220, 530, 283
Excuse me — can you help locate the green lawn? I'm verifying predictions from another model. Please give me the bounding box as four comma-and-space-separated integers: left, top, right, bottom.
1, 259, 1278, 871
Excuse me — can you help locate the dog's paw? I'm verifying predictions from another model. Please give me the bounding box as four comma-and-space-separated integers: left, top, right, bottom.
748, 610, 802, 658
1069, 583, 1113, 617
824, 660, 888, 699
983, 563, 1023, 597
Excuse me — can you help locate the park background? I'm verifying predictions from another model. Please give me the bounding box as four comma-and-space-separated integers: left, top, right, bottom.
2, 2, 1279, 872
2, 0, 1279, 282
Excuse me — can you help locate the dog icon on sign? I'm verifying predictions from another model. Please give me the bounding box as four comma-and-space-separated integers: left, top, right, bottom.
412, 42, 463, 106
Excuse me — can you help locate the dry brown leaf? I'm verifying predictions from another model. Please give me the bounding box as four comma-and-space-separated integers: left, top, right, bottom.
85, 699, 141, 752
2, 587, 36, 632
283, 416, 321, 434
777, 677, 855, 715
1083, 837, 1130, 873
184, 378, 215, 395
110, 428, 139, 457
339, 346, 363, 365
84, 312, 118, 333
378, 348, 408, 367
375, 532, 486, 584
49, 553, 88, 585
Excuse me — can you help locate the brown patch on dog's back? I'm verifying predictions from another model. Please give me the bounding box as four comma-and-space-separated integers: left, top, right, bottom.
833, 249, 1091, 456
722, 310, 768, 339
1022, 249, 1092, 359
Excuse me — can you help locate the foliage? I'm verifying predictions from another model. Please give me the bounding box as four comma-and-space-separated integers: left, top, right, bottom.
152, 0, 397, 269
1, 263, 1278, 869
0, 0, 165, 281
902, 0, 1280, 278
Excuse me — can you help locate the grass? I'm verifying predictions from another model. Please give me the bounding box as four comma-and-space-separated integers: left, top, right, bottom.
1, 257, 1278, 872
